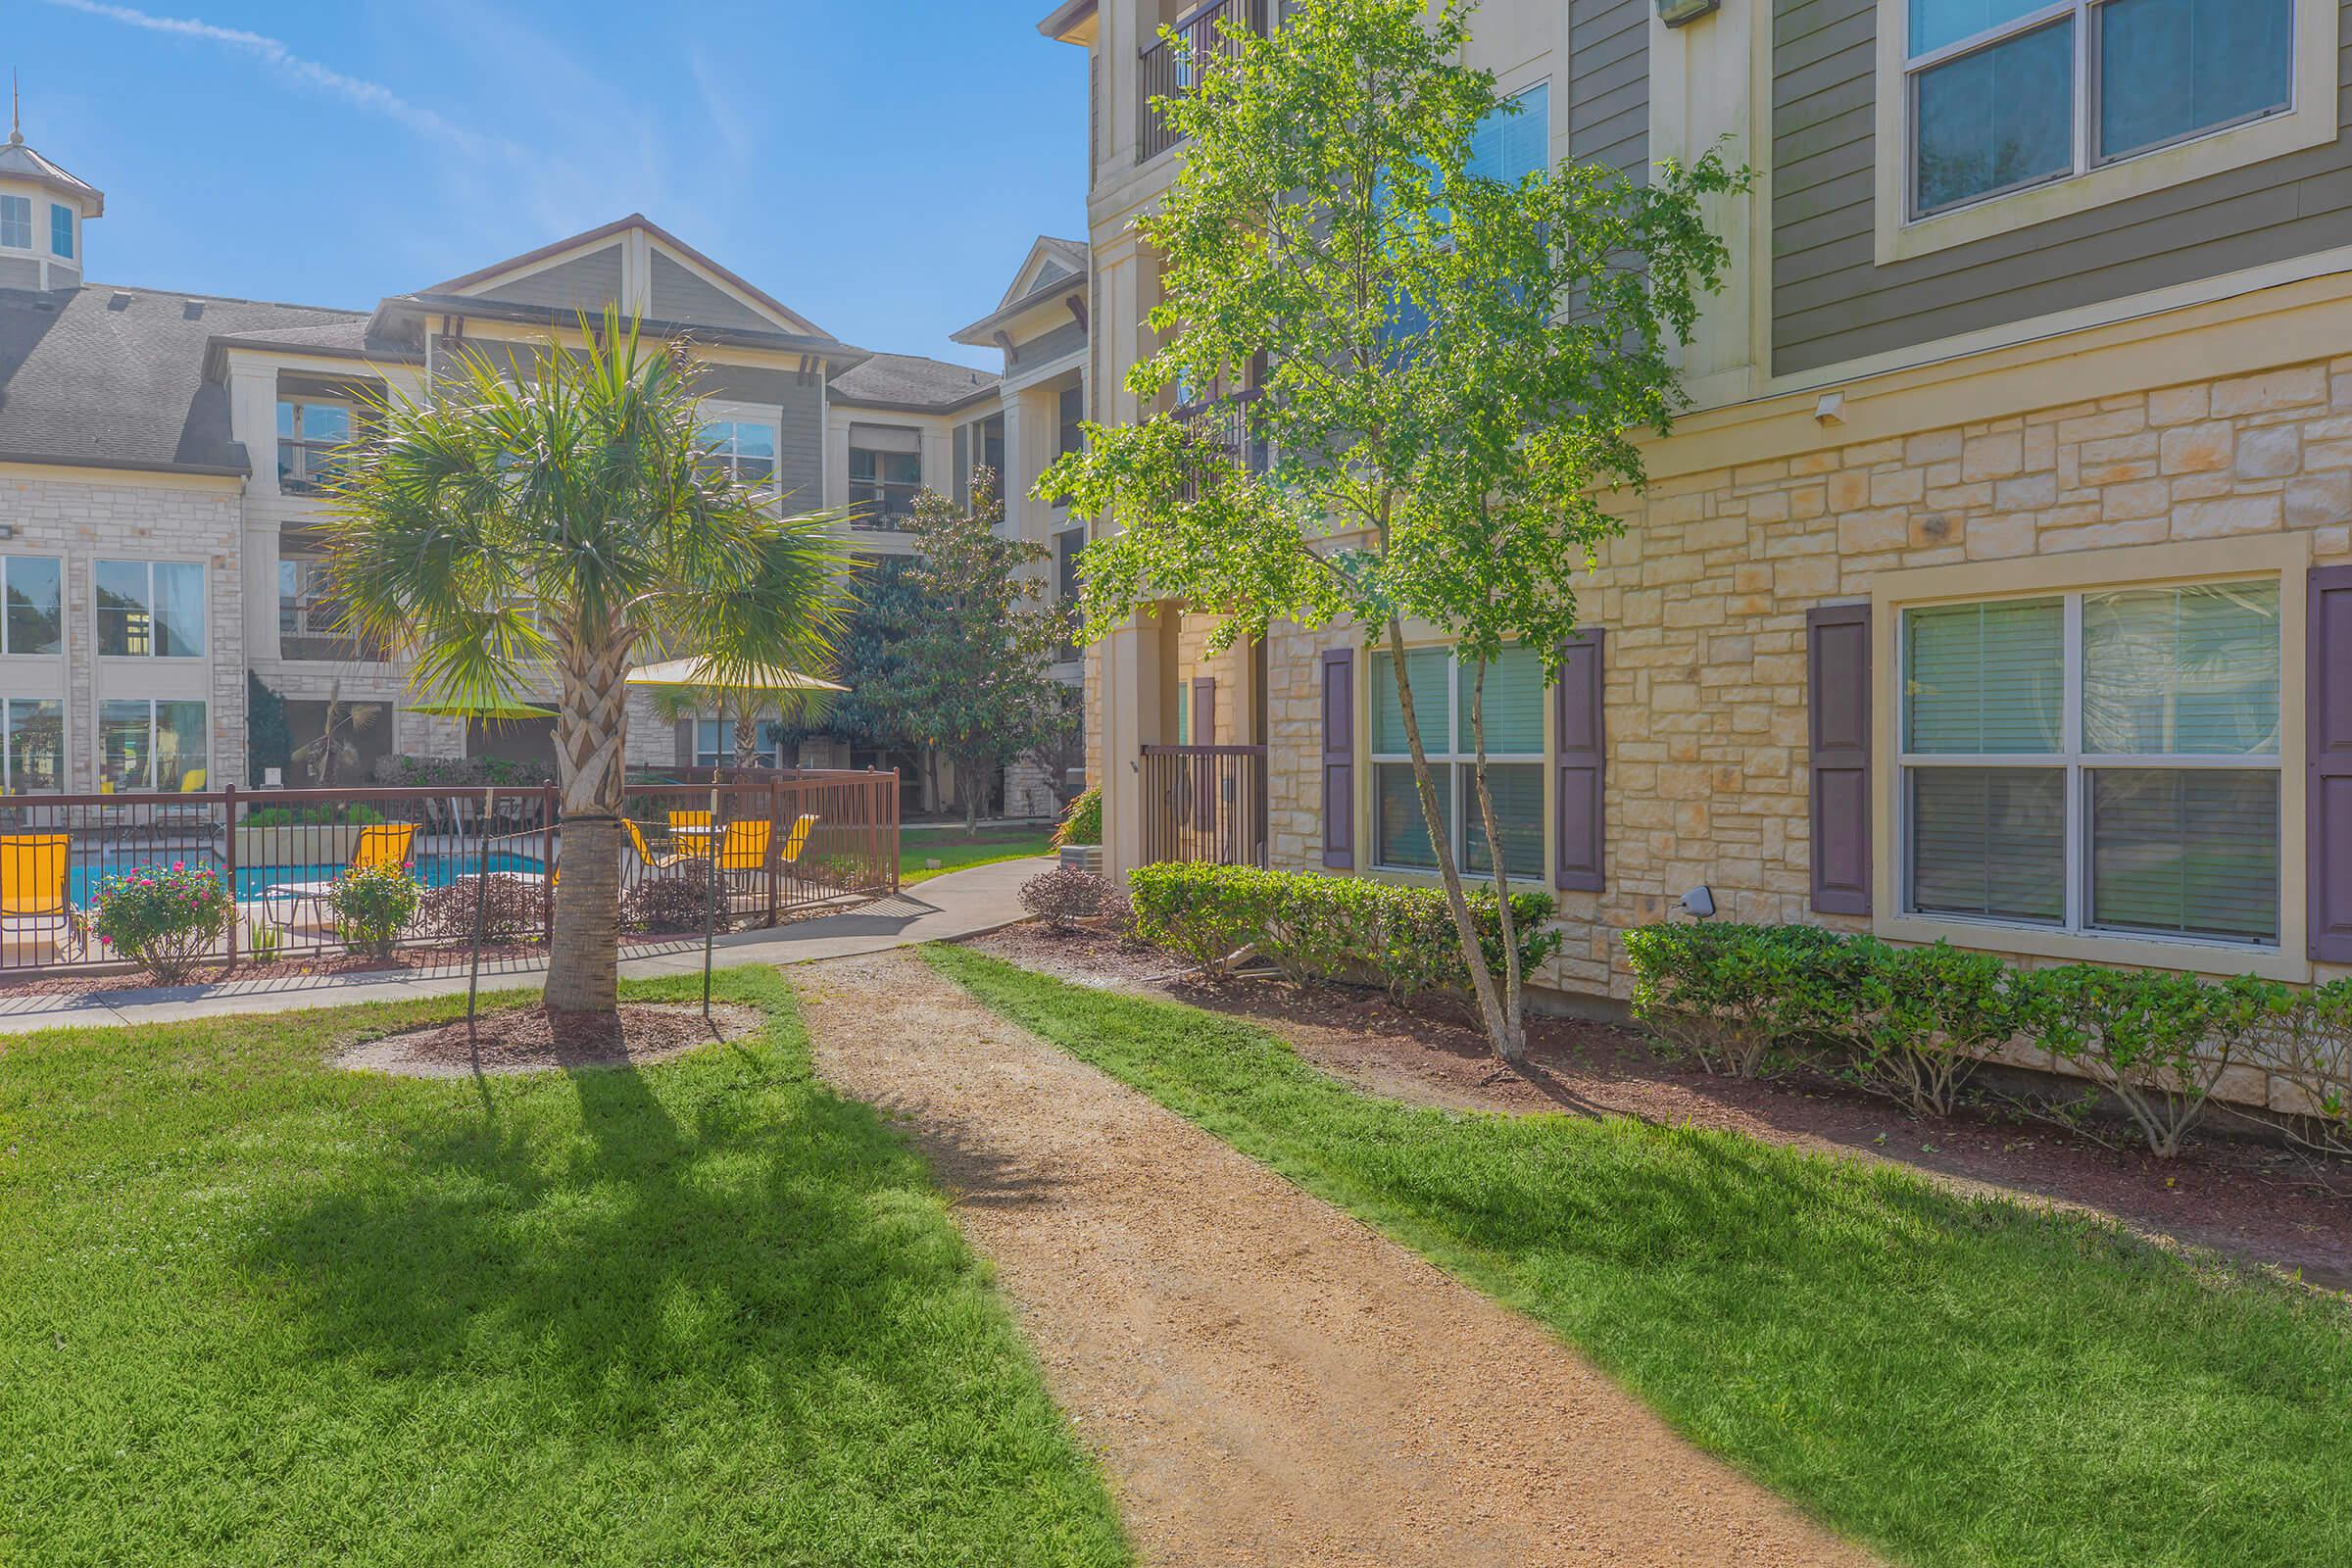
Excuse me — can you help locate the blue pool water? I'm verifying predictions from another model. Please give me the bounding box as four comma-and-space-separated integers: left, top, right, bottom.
69, 852, 547, 907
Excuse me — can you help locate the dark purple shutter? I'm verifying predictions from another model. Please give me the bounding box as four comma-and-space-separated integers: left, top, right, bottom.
2311, 566, 2352, 962
1807, 604, 1873, 915
1320, 648, 1354, 870
1553, 631, 1605, 892
1193, 676, 1218, 830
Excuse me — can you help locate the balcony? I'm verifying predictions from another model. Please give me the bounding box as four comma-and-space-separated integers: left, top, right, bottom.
1139, 744, 1266, 867
1138, 0, 1266, 164
1174, 387, 1268, 499
279, 596, 385, 662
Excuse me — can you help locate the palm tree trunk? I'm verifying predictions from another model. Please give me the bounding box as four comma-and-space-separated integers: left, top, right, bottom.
546, 625, 632, 1014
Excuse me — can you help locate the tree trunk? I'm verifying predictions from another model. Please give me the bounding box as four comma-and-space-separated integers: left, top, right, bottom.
958, 756, 983, 835
1384, 621, 1518, 1062
733, 703, 763, 772
545, 621, 633, 1014
1467, 662, 1526, 1052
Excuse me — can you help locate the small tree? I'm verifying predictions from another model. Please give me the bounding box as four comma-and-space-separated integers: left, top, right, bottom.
874, 468, 1075, 832
1042, 0, 1741, 1061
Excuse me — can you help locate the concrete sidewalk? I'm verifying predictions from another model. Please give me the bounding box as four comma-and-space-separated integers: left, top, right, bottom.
0, 855, 1048, 1036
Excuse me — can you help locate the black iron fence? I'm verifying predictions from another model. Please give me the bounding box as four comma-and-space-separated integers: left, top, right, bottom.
1139, 0, 1267, 163
0, 769, 899, 979
1139, 744, 1266, 867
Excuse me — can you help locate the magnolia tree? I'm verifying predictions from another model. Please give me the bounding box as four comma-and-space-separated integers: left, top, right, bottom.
872, 469, 1075, 832
1040, 0, 1743, 1061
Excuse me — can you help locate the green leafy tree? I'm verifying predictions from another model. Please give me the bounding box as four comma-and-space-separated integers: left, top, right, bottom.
1042, 0, 1743, 1061
876, 468, 1074, 832
325, 308, 854, 1013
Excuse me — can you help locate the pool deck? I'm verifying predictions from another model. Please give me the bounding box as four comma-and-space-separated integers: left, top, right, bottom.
0, 856, 1049, 1036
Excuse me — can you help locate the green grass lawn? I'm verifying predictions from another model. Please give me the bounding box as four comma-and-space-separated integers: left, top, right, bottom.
0, 969, 1129, 1568
901, 826, 1054, 884
927, 945, 2352, 1568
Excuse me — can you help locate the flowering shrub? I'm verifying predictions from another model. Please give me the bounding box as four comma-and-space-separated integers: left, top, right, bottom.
326, 860, 421, 960
91, 861, 231, 984
416, 873, 551, 943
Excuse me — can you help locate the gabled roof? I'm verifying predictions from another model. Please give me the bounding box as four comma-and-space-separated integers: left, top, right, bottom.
829, 353, 1001, 414
0, 129, 104, 216
418, 213, 830, 340
1037, 0, 1098, 43
953, 237, 1090, 346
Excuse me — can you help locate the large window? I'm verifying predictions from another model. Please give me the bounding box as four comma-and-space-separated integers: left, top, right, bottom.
1899, 581, 2281, 946
699, 417, 778, 486
694, 717, 786, 769
95, 560, 206, 659
99, 699, 207, 793
49, 203, 72, 260
1369, 645, 1545, 877
2, 699, 62, 794
1908, 0, 2294, 217
0, 195, 27, 250
849, 446, 923, 530
277, 398, 354, 493
1, 555, 62, 656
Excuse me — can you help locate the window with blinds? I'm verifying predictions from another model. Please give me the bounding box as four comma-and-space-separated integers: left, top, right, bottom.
1369, 644, 1545, 876
1899, 580, 2281, 946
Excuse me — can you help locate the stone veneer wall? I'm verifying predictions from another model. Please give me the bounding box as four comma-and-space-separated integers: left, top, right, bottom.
1162, 357, 2352, 1116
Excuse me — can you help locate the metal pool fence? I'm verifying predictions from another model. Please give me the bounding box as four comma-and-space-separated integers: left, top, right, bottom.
0, 769, 900, 979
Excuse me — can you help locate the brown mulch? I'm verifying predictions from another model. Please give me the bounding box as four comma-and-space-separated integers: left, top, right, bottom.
967, 922, 2352, 1292
336, 1002, 762, 1078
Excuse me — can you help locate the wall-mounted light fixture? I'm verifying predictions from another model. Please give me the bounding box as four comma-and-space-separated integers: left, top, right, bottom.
1678, 885, 1717, 920
1814, 391, 1847, 427
1658, 0, 1722, 25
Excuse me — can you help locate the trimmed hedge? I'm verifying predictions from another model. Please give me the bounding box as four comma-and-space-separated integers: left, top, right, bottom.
1624, 920, 2352, 1158
1126, 862, 1562, 1001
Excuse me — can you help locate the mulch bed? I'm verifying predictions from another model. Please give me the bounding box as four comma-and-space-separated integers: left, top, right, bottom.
966, 921, 2352, 1291
338, 1002, 764, 1078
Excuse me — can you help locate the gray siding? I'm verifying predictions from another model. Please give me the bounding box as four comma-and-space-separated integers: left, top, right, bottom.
1011, 318, 1089, 368
1773, 0, 2352, 375
1569, 0, 1648, 177
0, 257, 39, 290
701, 363, 825, 508
650, 253, 778, 334
479, 245, 622, 314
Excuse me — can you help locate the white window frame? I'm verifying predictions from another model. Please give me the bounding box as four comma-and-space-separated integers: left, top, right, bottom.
0, 194, 28, 250
698, 402, 781, 489
1874, 0, 2336, 265
1366, 646, 1547, 878
1, 696, 65, 795
94, 558, 207, 661
848, 444, 924, 531
694, 715, 784, 770
1894, 577, 2283, 951
0, 554, 65, 658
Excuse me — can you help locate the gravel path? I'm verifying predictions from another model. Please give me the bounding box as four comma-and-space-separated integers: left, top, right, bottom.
799, 950, 1877, 1568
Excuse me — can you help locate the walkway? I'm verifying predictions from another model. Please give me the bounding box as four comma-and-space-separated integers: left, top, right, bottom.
799, 948, 1876, 1568
0, 855, 1046, 1036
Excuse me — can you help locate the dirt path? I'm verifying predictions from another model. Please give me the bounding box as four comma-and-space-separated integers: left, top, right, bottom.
798, 950, 1876, 1568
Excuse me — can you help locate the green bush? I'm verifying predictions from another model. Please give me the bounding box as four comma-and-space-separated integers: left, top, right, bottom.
91, 862, 231, 984
241, 803, 386, 829
1622, 921, 1856, 1079
1844, 939, 2030, 1116
325, 860, 421, 961
1125, 862, 1561, 1000
1050, 786, 1102, 849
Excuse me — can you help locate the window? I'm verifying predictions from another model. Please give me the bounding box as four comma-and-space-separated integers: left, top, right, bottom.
1, 556, 62, 656
1382, 82, 1549, 348
277, 398, 353, 492
0, 195, 27, 249
49, 203, 72, 260
700, 418, 778, 486
1907, 0, 2293, 218
849, 446, 923, 530
1057, 385, 1085, 460
694, 717, 785, 769
95, 560, 206, 659
99, 699, 206, 793
1899, 580, 2281, 946
1369, 645, 1546, 877
2, 699, 62, 794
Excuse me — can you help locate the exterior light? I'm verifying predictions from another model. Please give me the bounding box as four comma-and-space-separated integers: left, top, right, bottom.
1658, 0, 1721, 24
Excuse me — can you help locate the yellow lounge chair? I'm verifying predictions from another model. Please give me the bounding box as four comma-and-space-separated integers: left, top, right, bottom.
0, 833, 79, 957
625, 817, 689, 871
779, 812, 816, 866
261, 821, 418, 933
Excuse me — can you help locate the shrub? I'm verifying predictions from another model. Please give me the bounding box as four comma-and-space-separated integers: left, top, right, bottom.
1844, 940, 2029, 1116
326, 860, 421, 961
1125, 863, 1560, 999
91, 862, 231, 984
2270, 977, 2352, 1155
623, 864, 733, 934
1050, 786, 1102, 849
373, 754, 555, 789
1020, 865, 1113, 932
1622, 921, 1855, 1079
416, 873, 551, 943
241, 803, 386, 829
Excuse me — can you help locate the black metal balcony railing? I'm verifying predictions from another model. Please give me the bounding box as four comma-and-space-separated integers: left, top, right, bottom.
1139, 0, 1267, 164
1175, 388, 1269, 499
1139, 744, 1267, 867
279, 597, 386, 662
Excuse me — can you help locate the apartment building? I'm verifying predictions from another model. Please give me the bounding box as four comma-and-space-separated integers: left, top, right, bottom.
1052, 0, 2352, 1105
0, 117, 1086, 811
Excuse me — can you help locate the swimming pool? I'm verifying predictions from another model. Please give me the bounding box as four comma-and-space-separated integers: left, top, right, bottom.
68, 852, 548, 907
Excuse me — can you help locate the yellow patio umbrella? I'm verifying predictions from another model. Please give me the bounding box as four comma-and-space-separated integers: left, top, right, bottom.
624, 658, 846, 695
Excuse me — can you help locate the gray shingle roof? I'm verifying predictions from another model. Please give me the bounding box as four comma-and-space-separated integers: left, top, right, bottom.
0, 284, 392, 474
829, 352, 1000, 412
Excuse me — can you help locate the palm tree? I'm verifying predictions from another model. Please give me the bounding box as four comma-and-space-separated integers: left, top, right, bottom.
323, 307, 855, 1013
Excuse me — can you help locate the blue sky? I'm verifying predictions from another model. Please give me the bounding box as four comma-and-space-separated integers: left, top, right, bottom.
9, 0, 1089, 368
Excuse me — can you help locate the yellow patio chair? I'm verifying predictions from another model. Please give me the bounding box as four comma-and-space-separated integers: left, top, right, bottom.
0, 834, 80, 956
179, 769, 207, 794
779, 812, 817, 866
625, 817, 689, 871
711, 818, 773, 888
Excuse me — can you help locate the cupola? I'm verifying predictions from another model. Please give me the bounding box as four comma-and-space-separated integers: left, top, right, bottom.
0, 77, 103, 293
